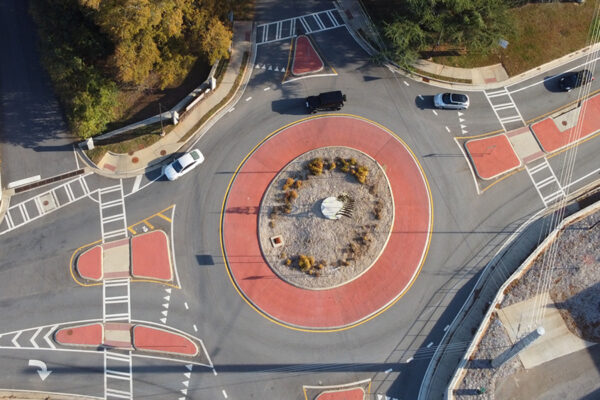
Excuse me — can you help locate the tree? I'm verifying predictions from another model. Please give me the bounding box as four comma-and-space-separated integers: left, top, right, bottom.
384, 18, 426, 67
201, 18, 233, 64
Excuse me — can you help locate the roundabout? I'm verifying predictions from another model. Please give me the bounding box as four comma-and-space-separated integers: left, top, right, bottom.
221, 115, 433, 331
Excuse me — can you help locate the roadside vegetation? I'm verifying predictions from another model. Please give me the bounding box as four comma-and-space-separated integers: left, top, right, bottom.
364, 0, 597, 76
29, 0, 251, 139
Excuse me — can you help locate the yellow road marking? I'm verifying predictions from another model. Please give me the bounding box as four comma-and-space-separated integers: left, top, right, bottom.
219, 114, 434, 332
69, 241, 103, 287
144, 220, 154, 229
156, 213, 172, 223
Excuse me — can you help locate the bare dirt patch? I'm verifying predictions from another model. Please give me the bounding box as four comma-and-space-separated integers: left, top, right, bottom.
258, 147, 394, 290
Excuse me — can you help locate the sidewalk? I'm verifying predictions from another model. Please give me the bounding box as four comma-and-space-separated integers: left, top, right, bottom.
79, 21, 253, 177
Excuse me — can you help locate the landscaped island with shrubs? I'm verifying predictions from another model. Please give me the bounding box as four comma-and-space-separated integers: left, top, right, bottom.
258, 146, 395, 290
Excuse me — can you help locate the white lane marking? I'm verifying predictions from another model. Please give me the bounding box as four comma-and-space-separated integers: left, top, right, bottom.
162, 303, 169, 309
444, 324, 450, 331
426, 342, 433, 348
164, 295, 170, 301
403, 81, 409, 86
458, 111, 464, 116
165, 288, 172, 294
30, 327, 43, 348
12, 332, 21, 347
183, 380, 189, 387
222, 389, 228, 398
73, 145, 81, 169
228, 107, 235, 113
459, 118, 465, 123
131, 175, 143, 194
445, 126, 451, 133
184, 302, 189, 310
406, 357, 414, 363
7, 175, 41, 189
385, 368, 393, 373
184, 372, 191, 378
193, 324, 198, 332
245, 96, 252, 101
44, 327, 57, 349
264, 87, 270, 91
432, 110, 438, 116
418, 95, 423, 100
213, 368, 218, 376
160, 317, 167, 324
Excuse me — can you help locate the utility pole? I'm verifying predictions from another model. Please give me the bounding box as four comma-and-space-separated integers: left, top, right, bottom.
159, 102, 165, 137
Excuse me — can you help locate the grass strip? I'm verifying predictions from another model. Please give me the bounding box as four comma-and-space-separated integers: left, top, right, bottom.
412, 68, 472, 84
432, 1, 597, 76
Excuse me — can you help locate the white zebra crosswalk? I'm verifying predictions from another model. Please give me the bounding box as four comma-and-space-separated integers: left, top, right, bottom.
484, 87, 526, 132
256, 9, 344, 45
0, 174, 93, 235
525, 157, 565, 207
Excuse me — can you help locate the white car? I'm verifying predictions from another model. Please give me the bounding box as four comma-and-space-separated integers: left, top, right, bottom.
163, 149, 205, 181
433, 93, 470, 110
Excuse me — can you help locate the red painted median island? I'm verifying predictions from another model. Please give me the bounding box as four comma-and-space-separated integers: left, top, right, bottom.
292, 35, 324, 76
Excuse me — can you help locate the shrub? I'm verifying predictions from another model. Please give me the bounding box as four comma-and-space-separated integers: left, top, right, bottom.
329, 162, 336, 170
355, 165, 369, 184
284, 203, 292, 214
283, 177, 295, 190
284, 190, 298, 203
293, 179, 302, 189
339, 158, 350, 173
298, 254, 315, 272
268, 221, 275, 228
308, 158, 324, 175
350, 158, 357, 165
285, 258, 292, 266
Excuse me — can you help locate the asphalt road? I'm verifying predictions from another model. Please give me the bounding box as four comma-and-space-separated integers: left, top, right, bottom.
0, 2, 599, 399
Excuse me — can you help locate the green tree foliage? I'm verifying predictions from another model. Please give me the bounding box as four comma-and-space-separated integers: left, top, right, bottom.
30, 0, 237, 138
378, 0, 513, 67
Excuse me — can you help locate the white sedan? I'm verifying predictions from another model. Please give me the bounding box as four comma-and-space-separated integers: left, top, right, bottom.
163, 149, 205, 181
433, 92, 470, 110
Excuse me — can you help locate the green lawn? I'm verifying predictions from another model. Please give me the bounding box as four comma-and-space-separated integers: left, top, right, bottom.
432, 0, 597, 76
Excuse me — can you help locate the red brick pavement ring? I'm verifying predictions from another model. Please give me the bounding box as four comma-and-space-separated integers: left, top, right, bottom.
221, 115, 433, 331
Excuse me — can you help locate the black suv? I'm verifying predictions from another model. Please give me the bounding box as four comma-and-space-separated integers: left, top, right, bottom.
306, 91, 346, 113
559, 69, 594, 92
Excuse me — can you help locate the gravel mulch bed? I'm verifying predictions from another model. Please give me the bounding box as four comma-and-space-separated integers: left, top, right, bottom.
455, 208, 600, 399
258, 146, 394, 290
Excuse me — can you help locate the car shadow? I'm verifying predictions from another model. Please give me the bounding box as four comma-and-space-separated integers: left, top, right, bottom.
415, 95, 435, 110
271, 98, 309, 115
542, 74, 566, 92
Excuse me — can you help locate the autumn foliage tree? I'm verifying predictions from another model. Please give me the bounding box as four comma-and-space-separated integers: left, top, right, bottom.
29, 0, 237, 138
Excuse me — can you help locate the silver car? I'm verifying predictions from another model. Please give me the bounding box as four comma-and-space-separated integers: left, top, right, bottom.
163, 149, 205, 181
433, 93, 470, 110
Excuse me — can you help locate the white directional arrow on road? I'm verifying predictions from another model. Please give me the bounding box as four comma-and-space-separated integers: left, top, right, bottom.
29, 359, 52, 381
